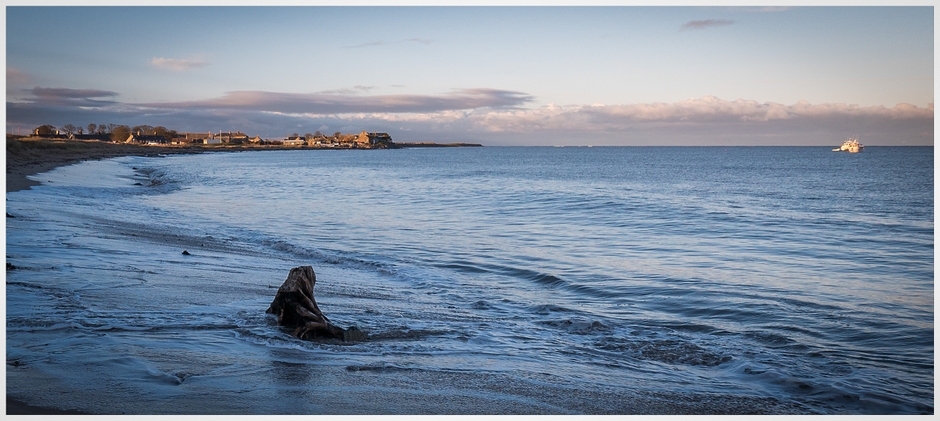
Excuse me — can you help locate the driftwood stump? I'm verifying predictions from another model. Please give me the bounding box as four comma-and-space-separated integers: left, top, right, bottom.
266, 266, 364, 341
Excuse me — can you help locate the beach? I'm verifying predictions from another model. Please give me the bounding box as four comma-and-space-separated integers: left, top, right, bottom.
6, 138, 199, 193
6, 138, 186, 414
5, 144, 932, 415
4, 142, 795, 415
6, 139, 141, 414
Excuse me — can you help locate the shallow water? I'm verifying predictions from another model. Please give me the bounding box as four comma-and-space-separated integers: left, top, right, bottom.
5, 146, 933, 414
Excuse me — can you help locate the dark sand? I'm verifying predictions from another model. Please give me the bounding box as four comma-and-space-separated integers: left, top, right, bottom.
6, 397, 88, 415
7, 360, 808, 415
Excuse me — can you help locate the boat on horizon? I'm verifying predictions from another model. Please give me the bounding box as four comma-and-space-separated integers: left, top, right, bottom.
832, 136, 864, 153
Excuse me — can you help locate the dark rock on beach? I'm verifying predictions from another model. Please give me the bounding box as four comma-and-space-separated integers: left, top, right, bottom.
266, 265, 365, 342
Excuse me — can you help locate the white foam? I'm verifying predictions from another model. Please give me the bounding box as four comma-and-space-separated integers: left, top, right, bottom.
25, 157, 144, 189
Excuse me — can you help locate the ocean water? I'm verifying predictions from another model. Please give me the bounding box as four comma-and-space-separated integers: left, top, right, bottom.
5, 146, 933, 414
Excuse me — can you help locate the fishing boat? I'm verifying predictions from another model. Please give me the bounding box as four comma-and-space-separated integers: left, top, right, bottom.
832, 136, 864, 153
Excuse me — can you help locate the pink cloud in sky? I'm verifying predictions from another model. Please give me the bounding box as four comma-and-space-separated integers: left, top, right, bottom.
7, 90, 933, 146
28, 87, 119, 106
7, 67, 31, 86
337, 97, 930, 145
139, 88, 535, 114
456, 97, 933, 132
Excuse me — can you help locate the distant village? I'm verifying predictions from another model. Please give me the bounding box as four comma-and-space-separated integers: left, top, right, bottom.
24, 123, 399, 149
21, 123, 481, 149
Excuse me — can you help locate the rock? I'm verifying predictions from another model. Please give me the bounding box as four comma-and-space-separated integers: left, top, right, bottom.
266, 266, 365, 342
181, 250, 191, 255
6, 262, 16, 270
6, 213, 14, 218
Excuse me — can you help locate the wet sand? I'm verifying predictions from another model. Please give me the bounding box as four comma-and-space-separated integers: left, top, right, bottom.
6, 138, 204, 193
7, 360, 807, 415
6, 138, 190, 414
7, 397, 89, 415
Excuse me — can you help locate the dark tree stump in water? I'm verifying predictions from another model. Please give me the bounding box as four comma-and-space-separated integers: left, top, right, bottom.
266, 266, 365, 341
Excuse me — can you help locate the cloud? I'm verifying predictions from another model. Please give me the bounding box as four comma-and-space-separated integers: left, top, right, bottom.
27, 87, 119, 106
681, 19, 734, 30
150, 57, 210, 71
7, 92, 932, 146
7, 67, 31, 86
318, 85, 377, 95
331, 97, 930, 145
464, 97, 933, 131
139, 88, 534, 114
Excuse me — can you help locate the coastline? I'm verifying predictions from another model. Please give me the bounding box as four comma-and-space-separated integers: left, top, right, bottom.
5, 138, 484, 193
11, 142, 925, 415
5, 142, 812, 416
6, 138, 203, 193
3, 138, 498, 416
6, 138, 120, 414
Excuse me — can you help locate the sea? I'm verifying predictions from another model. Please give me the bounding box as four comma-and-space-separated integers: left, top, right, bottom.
5, 146, 934, 415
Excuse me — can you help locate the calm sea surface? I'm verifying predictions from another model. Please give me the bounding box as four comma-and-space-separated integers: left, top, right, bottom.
5, 146, 933, 414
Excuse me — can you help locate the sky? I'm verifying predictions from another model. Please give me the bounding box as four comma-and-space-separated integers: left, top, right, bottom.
4, 5, 935, 146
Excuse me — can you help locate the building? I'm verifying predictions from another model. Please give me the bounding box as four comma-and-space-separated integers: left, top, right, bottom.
179, 132, 213, 143
179, 131, 250, 144
218, 131, 249, 143
282, 137, 306, 146
357, 131, 393, 145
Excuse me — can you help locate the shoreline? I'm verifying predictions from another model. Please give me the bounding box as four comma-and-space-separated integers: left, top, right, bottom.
8, 144, 924, 415
6, 139, 205, 193
5, 138, 484, 193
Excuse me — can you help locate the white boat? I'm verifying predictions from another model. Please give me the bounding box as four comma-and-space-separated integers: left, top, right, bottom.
832, 136, 864, 153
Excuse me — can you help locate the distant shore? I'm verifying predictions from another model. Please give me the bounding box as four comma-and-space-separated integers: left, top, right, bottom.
5, 137, 482, 193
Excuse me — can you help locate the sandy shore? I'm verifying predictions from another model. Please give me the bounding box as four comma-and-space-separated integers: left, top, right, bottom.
7, 360, 807, 415
5, 138, 99, 414
6, 397, 89, 415
6, 137, 208, 193
5, 138, 200, 414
